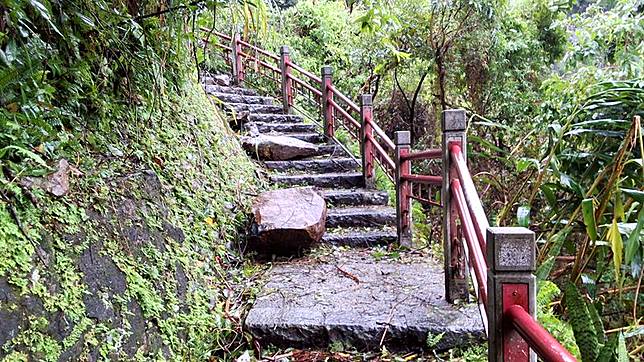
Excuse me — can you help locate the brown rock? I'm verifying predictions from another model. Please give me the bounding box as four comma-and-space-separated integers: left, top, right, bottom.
241, 134, 318, 161
250, 187, 327, 255
20, 159, 81, 197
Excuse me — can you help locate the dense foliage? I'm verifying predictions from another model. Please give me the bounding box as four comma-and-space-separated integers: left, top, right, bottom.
208, 0, 643, 359
1, 1, 263, 360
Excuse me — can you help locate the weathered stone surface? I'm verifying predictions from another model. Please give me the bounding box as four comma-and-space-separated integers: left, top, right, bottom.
322, 188, 389, 206
204, 84, 257, 96
224, 103, 283, 114
321, 229, 397, 246
241, 134, 319, 161
211, 92, 273, 105
249, 187, 327, 255
20, 159, 81, 197
248, 113, 304, 123
245, 249, 485, 351
264, 158, 359, 173
244, 121, 317, 134
271, 172, 364, 188
203, 74, 231, 86
326, 206, 396, 228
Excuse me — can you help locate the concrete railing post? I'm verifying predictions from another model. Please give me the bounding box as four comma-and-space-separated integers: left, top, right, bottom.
231, 32, 244, 85
321, 66, 334, 140
395, 131, 412, 245
487, 227, 537, 362
360, 94, 375, 188
442, 109, 468, 302
280, 46, 292, 113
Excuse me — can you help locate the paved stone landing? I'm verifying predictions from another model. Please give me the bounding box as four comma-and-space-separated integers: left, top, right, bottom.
245, 249, 485, 351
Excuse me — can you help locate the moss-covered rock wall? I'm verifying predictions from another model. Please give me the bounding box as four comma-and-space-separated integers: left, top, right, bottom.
0, 79, 262, 361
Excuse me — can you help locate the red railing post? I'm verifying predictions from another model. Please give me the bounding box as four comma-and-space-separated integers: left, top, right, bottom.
442, 109, 468, 302
279, 46, 292, 113
487, 227, 537, 362
360, 94, 375, 188
231, 31, 244, 85
321, 66, 334, 140
395, 131, 412, 245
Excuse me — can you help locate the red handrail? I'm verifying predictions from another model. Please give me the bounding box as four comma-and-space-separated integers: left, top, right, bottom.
451, 179, 488, 306
328, 98, 360, 129
506, 305, 577, 362
237, 39, 280, 60
328, 84, 360, 113
402, 174, 442, 185
402, 148, 442, 161
288, 73, 323, 97
366, 133, 395, 170
286, 60, 322, 84
449, 143, 489, 251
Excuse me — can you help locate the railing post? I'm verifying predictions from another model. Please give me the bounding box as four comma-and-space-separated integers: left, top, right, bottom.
231, 32, 244, 85
280, 46, 292, 113
360, 94, 375, 188
321, 66, 334, 140
395, 131, 412, 246
442, 109, 468, 302
486, 227, 537, 362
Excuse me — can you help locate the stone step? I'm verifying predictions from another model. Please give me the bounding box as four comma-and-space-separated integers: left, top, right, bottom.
271, 172, 363, 188
248, 113, 304, 123
317, 145, 347, 157
245, 122, 317, 134
286, 133, 325, 144
321, 228, 397, 247
224, 103, 283, 114
211, 92, 273, 105
245, 249, 485, 351
264, 158, 359, 173
322, 188, 389, 206
204, 84, 258, 96
326, 206, 396, 228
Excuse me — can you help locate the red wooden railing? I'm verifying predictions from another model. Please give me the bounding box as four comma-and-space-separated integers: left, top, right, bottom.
203, 29, 576, 362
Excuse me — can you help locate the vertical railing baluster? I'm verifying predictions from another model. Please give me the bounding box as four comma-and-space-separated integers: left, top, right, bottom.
395, 131, 412, 246
321, 66, 334, 141
360, 94, 375, 188
442, 109, 468, 302
487, 227, 537, 362
231, 32, 244, 85
279, 46, 292, 113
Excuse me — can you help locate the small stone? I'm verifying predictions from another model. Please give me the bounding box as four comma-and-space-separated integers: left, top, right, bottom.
20, 159, 81, 197
249, 187, 327, 255
241, 134, 319, 161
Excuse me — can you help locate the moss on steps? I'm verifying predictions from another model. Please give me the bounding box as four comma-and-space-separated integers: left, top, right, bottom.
0, 79, 264, 361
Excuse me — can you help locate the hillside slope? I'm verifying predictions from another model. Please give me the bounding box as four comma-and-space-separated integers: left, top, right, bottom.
0, 79, 262, 361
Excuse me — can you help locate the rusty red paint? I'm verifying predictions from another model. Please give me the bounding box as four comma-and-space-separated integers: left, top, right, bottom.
401, 148, 442, 161
502, 283, 531, 361
506, 305, 577, 362
401, 174, 442, 185
399, 148, 411, 234
450, 179, 488, 306
362, 105, 374, 180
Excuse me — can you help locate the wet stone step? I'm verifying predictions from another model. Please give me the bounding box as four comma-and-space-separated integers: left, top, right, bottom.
271, 172, 363, 188
264, 158, 359, 173
224, 103, 283, 114
204, 84, 258, 96
326, 206, 396, 228
244, 249, 485, 351
285, 133, 325, 144
248, 113, 304, 123
321, 188, 389, 206
211, 92, 274, 105
321, 229, 397, 247
245, 122, 317, 134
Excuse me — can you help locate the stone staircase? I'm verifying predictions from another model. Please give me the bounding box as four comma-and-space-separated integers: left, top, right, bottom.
202, 75, 484, 352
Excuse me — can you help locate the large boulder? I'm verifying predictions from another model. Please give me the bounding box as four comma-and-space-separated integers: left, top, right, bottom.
249, 187, 327, 255
241, 134, 319, 161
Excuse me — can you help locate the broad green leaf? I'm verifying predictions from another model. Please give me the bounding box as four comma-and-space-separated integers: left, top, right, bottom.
536, 227, 571, 280
606, 218, 623, 281
622, 188, 644, 203
625, 208, 643, 265
616, 333, 628, 362
581, 198, 597, 241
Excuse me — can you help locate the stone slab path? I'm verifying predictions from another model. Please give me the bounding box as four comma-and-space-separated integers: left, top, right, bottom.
202, 74, 484, 351
245, 249, 483, 351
